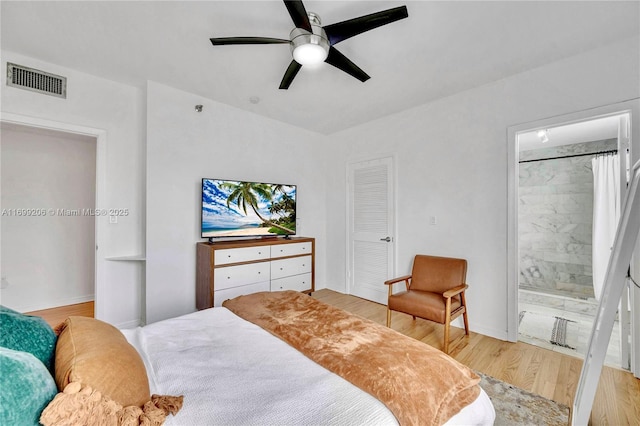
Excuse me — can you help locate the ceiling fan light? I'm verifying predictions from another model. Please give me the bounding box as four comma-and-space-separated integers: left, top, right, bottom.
290, 25, 329, 66
293, 43, 328, 65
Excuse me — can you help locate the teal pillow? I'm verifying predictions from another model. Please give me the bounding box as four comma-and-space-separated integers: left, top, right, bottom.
0, 347, 58, 425
0, 305, 57, 374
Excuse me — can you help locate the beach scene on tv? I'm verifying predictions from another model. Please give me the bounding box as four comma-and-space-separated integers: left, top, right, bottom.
202, 179, 296, 238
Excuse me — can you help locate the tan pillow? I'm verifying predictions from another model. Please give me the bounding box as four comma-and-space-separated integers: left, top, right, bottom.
55, 316, 150, 408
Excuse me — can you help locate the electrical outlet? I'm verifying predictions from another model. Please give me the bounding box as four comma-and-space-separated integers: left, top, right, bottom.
430, 216, 437, 225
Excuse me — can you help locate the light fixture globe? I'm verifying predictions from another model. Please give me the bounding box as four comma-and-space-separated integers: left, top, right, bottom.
290, 12, 329, 66
292, 42, 329, 65
536, 129, 550, 143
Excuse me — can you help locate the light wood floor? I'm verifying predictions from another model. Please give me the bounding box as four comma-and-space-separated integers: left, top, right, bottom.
26, 301, 94, 329
27, 292, 639, 424
313, 289, 640, 426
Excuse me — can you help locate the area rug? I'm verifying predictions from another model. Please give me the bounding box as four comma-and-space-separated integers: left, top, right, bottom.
477, 371, 570, 425
519, 310, 579, 351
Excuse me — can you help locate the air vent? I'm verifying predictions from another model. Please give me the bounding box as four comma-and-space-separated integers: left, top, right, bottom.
6, 62, 67, 98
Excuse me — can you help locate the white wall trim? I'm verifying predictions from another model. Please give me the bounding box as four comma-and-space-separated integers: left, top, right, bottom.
0, 112, 108, 319
506, 99, 640, 342
13, 295, 95, 314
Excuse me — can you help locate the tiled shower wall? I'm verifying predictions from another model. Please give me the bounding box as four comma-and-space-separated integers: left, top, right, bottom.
518, 138, 617, 299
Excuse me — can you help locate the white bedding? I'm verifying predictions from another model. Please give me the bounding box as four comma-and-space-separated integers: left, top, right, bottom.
122, 307, 495, 425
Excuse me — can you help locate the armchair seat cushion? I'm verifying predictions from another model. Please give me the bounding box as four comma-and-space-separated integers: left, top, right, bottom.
388, 290, 461, 324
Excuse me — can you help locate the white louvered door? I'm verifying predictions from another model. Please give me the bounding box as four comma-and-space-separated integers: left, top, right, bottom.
347, 156, 395, 304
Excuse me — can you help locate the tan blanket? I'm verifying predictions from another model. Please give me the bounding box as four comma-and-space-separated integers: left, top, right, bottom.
223, 291, 480, 426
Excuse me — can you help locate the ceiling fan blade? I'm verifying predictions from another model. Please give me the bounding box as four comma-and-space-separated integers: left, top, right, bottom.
279, 60, 303, 90
324, 46, 370, 82
323, 5, 408, 45
283, 0, 312, 32
210, 37, 290, 46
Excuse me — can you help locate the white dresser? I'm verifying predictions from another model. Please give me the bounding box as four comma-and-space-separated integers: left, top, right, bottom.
196, 237, 315, 309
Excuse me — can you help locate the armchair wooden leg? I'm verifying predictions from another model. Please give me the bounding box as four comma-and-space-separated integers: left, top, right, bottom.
444, 297, 452, 354
444, 322, 450, 354
386, 308, 391, 327
462, 310, 470, 335
461, 292, 470, 335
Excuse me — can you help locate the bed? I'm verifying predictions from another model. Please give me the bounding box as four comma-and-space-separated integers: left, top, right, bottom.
121, 291, 495, 425
1, 292, 494, 425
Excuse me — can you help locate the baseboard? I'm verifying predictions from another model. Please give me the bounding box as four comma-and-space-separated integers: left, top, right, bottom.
115, 318, 142, 329
16, 294, 95, 313
471, 324, 509, 342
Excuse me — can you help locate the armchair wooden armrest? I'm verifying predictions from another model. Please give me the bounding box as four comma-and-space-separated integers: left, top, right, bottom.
384, 275, 412, 285
442, 284, 468, 298
385, 275, 412, 296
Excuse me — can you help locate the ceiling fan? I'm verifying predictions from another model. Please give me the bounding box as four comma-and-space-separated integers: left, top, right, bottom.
210, 1, 408, 89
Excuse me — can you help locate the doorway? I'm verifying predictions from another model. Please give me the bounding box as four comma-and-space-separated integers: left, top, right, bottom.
1, 123, 96, 314
347, 156, 396, 304
507, 101, 639, 373
0, 114, 106, 320
517, 117, 624, 367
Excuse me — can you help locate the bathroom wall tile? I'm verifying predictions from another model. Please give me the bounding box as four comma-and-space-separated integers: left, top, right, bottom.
568, 213, 593, 224
519, 185, 558, 195
517, 140, 618, 299
555, 242, 591, 254
544, 251, 591, 266
518, 139, 620, 299
556, 182, 593, 194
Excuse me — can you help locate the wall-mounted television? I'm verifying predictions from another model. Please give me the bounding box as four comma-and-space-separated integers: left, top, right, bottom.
201, 178, 296, 240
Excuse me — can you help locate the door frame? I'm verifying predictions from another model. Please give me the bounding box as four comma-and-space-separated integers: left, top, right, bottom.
345, 153, 397, 303
0, 112, 107, 319
506, 99, 640, 354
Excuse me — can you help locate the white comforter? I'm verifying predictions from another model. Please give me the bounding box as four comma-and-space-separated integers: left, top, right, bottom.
122, 307, 494, 425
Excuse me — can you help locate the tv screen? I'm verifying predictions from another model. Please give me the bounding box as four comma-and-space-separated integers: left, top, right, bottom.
201, 178, 296, 239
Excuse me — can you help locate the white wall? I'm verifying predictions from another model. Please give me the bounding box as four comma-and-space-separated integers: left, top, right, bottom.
1, 125, 95, 311
145, 81, 326, 323
3, 36, 638, 334
324, 36, 640, 341
1, 51, 145, 327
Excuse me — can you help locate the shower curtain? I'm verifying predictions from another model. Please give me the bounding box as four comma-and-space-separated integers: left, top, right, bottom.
591, 153, 620, 300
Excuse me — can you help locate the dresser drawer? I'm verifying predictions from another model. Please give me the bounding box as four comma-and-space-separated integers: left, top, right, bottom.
270, 242, 312, 258
214, 281, 270, 307
214, 262, 270, 290
214, 246, 270, 265
271, 255, 312, 280
270, 273, 312, 292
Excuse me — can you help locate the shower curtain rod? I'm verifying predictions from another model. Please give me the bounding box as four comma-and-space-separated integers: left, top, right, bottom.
518, 149, 618, 164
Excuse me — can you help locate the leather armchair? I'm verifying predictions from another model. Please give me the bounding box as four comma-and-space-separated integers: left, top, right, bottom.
385, 255, 469, 353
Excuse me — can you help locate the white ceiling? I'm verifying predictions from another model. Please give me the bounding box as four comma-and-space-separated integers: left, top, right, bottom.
1, 1, 639, 135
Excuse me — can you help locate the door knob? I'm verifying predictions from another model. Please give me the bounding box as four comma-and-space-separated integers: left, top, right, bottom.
380, 237, 391, 242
